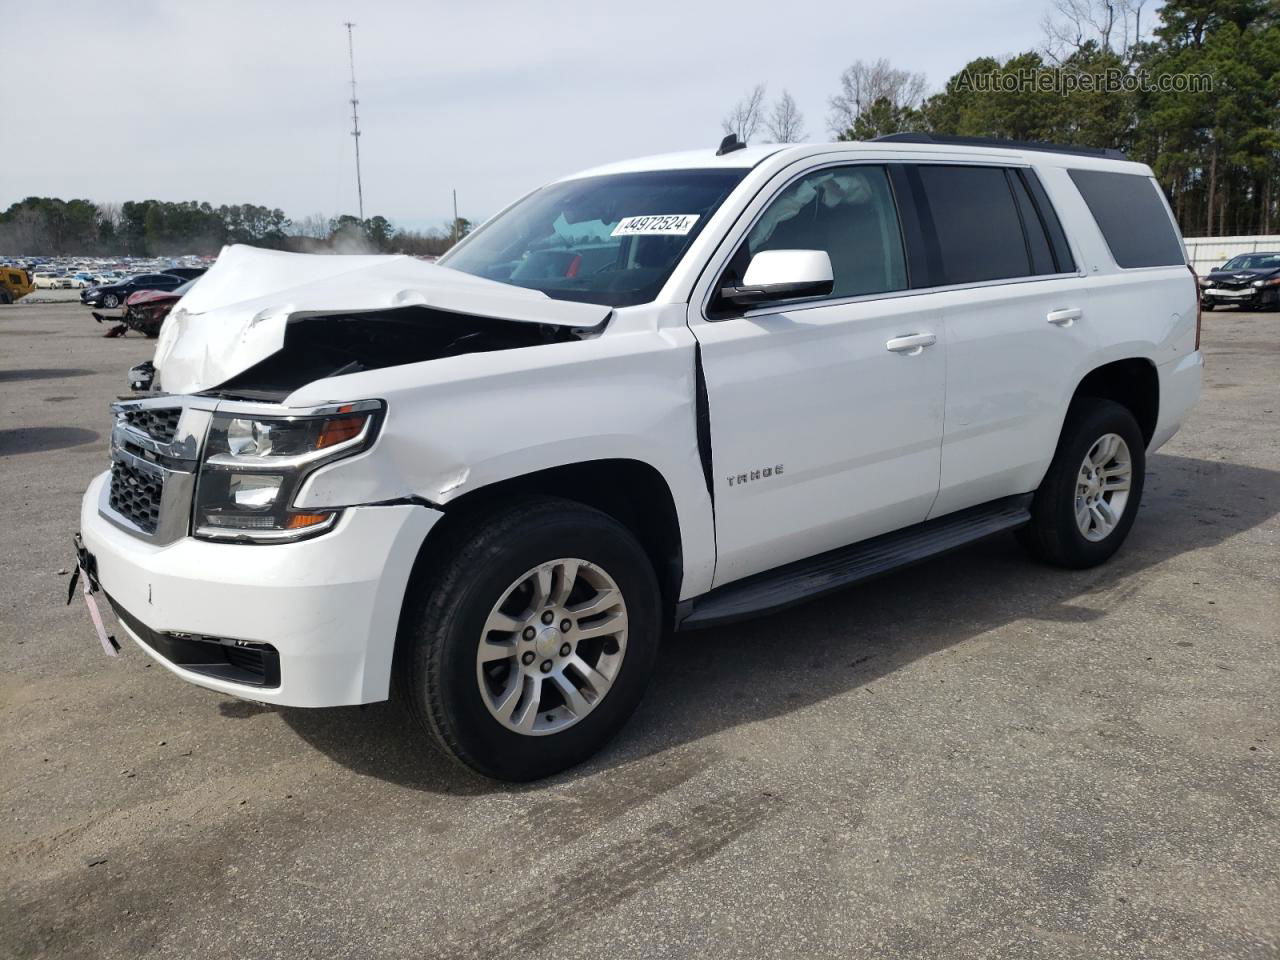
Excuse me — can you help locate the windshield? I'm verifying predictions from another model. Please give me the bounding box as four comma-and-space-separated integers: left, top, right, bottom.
442, 169, 746, 307
1223, 253, 1280, 270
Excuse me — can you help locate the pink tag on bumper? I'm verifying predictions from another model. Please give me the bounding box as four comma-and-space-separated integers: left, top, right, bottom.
82, 576, 119, 657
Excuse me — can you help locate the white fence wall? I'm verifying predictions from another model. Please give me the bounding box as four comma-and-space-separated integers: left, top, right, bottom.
1183, 235, 1280, 273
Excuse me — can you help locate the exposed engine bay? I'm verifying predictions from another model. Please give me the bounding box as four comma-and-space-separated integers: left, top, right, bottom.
212, 306, 599, 398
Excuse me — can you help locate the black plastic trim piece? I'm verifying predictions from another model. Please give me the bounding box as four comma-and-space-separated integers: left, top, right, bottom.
1020, 168, 1076, 273
873, 133, 1127, 161
677, 494, 1033, 630
106, 594, 281, 688
693, 343, 715, 502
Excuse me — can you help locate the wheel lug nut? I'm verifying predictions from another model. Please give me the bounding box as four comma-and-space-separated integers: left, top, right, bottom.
541, 611, 554, 625
523, 627, 535, 640
521, 651, 535, 665
540, 659, 553, 673
560, 619, 571, 632
559, 643, 571, 657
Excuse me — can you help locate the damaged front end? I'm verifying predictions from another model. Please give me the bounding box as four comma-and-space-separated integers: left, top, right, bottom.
149, 244, 612, 396
110, 245, 615, 541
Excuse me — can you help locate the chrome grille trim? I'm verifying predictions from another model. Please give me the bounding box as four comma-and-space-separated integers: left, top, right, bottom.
102, 398, 210, 545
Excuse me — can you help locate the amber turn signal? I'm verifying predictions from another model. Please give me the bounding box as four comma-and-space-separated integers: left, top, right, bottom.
285, 512, 333, 530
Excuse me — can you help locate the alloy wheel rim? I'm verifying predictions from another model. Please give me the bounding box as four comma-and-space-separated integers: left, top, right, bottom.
1074, 432, 1132, 541
475, 558, 628, 736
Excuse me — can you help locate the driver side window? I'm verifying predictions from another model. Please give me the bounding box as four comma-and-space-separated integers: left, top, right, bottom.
738, 164, 908, 301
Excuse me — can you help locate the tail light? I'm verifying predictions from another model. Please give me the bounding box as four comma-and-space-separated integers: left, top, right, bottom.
1188, 263, 1202, 350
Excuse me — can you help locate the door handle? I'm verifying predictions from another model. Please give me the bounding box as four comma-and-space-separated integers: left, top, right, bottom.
1047, 307, 1082, 326
886, 333, 937, 356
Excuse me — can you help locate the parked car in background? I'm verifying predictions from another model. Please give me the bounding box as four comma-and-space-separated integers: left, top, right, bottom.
1198, 252, 1280, 310
93, 277, 197, 337
66, 274, 92, 289
161, 266, 208, 282
0, 266, 35, 303
33, 271, 63, 289
81, 273, 186, 308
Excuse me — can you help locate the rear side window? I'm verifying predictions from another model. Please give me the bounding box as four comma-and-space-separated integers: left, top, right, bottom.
915, 165, 1030, 284
1068, 169, 1184, 268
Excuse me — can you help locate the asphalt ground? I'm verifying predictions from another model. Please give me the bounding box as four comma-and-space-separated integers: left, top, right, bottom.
1, 301, 1277, 959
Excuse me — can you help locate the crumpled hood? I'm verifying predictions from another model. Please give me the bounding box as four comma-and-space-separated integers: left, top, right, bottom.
153, 244, 612, 394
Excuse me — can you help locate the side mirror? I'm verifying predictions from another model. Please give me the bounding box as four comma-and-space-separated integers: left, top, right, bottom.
719, 249, 834, 307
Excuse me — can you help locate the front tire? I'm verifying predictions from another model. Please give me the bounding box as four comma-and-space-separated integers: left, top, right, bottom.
396, 498, 662, 781
1020, 398, 1146, 569
103, 293, 119, 308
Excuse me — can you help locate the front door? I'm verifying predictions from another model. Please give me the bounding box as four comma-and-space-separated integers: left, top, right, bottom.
690, 163, 946, 587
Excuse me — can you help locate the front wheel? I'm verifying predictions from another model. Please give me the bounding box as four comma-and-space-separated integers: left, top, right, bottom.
396, 498, 662, 780
1019, 398, 1146, 569
103, 293, 119, 308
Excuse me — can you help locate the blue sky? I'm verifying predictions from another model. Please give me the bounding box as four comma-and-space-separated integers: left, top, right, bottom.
3, 0, 1056, 230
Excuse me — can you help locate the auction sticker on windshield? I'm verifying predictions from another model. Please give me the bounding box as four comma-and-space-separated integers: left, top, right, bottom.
611, 214, 700, 237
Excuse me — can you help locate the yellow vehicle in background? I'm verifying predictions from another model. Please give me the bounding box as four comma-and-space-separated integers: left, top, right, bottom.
0, 267, 35, 303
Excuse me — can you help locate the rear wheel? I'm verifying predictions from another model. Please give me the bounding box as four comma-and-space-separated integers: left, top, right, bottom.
1019, 398, 1146, 569
396, 498, 661, 781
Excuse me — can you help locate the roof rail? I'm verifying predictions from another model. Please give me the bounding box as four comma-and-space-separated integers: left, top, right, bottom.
872, 133, 1127, 161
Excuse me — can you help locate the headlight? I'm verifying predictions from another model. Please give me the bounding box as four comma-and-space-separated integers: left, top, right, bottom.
194, 400, 383, 543
1253, 280, 1264, 288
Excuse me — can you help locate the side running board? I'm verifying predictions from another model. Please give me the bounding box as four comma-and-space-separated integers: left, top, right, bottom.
677, 494, 1033, 630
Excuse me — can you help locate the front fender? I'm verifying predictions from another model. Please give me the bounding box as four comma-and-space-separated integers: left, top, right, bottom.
289, 324, 717, 598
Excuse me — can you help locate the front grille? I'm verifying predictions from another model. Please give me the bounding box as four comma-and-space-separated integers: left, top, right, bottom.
123, 407, 181, 444
109, 459, 162, 534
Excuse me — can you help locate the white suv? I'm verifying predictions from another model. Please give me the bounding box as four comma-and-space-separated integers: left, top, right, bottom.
76, 134, 1203, 780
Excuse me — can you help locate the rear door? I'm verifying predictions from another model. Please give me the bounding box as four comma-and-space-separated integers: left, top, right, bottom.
901, 163, 1097, 517
689, 162, 946, 586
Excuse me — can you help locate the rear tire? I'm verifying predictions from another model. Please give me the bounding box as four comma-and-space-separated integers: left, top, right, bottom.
1019, 398, 1146, 569
396, 498, 662, 781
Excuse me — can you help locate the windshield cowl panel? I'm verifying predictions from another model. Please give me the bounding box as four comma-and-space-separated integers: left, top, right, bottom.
441, 170, 746, 308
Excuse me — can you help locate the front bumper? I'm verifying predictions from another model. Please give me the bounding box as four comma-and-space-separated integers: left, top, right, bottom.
1200, 287, 1272, 308
79, 471, 441, 707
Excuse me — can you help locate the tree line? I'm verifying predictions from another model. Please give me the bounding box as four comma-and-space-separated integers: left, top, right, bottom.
723, 0, 1279, 237
0, 196, 473, 258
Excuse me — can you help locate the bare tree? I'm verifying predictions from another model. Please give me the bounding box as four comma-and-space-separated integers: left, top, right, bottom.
96, 201, 122, 233
721, 84, 767, 143
828, 59, 928, 137
765, 90, 807, 143
293, 213, 332, 240
1041, 0, 1150, 64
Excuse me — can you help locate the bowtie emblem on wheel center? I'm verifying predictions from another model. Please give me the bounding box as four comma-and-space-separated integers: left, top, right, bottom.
534, 627, 564, 659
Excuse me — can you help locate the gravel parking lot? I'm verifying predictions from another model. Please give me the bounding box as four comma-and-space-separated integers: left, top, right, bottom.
1, 302, 1277, 959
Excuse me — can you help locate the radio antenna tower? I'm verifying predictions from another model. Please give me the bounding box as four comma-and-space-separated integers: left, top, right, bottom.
344, 21, 365, 221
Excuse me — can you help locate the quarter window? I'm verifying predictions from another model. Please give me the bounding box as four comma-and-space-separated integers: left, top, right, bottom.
742, 165, 908, 301
1068, 169, 1185, 268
